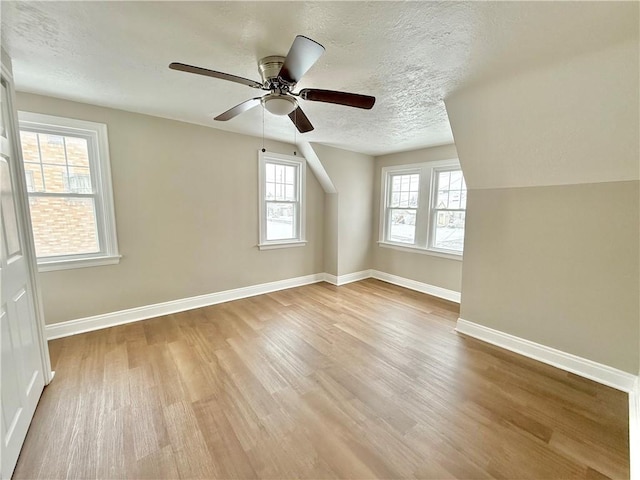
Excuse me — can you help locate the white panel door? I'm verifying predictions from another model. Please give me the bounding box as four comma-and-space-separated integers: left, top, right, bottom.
0, 73, 47, 479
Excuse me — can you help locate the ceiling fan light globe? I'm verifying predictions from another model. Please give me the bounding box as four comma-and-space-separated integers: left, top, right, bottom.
263, 95, 297, 116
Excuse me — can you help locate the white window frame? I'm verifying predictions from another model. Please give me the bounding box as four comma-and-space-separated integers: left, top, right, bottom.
258, 151, 306, 250
378, 159, 465, 260
18, 111, 120, 271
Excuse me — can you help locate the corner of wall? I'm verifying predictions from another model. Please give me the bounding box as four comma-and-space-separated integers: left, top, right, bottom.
310, 143, 375, 276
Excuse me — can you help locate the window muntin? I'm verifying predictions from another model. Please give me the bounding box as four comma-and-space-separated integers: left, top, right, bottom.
18, 112, 119, 270
380, 161, 466, 256
259, 151, 305, 248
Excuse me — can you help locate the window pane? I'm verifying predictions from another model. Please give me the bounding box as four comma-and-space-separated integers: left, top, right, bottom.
38, 133, 66, 164
266, 202, 295, 240
266, 163, 275, 182
266, 182, 275, 200
389, 173, 420, 208
65, 137, 89, 167
438, 171, 450, 190
437, 190, 449, 208
21, 132, 95, 195
66, 168, 92, 194
285, 185, 295, 201
20, 131, 40, 163
285, 165, 295, 185
436, 169, 466, 210
409, 174, 419, 192
448, 190, 461, 209
433, 211, 466, 252
43, 164, 68, 193
267, 162, 297, 202
23, 163, 43, 192
388, 209, 416, 244
28, 196, 100, 257
449, 170, 463, 189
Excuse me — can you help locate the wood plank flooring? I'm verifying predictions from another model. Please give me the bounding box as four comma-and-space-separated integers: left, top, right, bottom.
13, 279, 629, 479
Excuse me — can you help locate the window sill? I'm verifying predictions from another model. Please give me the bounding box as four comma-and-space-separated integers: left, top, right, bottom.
258, 241, 307, 251
377, 241, 463, 261
38, 255, 122, 272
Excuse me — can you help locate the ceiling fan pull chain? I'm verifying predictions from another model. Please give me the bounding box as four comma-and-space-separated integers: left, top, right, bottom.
293, 108, 297, 155
261, 104, 266, 153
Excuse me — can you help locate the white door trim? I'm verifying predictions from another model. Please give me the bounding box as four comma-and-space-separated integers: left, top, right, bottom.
0, 54, 52, 384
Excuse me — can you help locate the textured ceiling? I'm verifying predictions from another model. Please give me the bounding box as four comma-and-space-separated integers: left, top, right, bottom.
1, 1, 637, 156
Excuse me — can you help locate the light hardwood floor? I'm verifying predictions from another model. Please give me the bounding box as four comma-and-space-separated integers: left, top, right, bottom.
14, 279, 629, 479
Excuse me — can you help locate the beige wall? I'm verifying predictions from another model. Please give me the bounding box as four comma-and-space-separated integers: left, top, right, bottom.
461, 182, 639, 373
372, 144, 463, 292
17, 93, 324, 325
312, 143, 374, 276
323, 193, 339, 276
446, 37, 639, 373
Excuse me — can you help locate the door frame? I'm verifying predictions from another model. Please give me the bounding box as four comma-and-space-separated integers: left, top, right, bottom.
1, 51, 53, 384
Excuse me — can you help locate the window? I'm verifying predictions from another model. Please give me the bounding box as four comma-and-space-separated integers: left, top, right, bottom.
18, 112, 119, 271
380, 160, 466, 258
431, 168, 466, 253
258, 151, 305, 249
387, 172, 420, 244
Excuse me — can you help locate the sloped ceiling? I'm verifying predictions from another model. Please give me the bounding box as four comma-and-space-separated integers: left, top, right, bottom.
446, 39, 639, 189
1, 1, 637, 156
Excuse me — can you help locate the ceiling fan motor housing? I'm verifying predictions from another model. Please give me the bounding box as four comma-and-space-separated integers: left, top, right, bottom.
258, 56, 286, 88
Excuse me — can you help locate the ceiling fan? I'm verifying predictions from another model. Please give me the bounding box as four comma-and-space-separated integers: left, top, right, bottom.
169, 35, 375, 133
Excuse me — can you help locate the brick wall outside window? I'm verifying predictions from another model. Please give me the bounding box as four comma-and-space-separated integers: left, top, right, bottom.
20, 131, 100, 257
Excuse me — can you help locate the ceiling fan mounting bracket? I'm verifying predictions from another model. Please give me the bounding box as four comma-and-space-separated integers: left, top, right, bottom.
258, 55, 289, 90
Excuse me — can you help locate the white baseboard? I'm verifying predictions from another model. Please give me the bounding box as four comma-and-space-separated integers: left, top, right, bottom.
323, 270, 461, 305
630, 378, 640, 480
323, 273, 339, 285
370, 269, 461, 303
323, 270, 372, 286
337, 270, 373, 285
45, 269, 462, 340
45, 273, 325, 340
456, 318, 638, 393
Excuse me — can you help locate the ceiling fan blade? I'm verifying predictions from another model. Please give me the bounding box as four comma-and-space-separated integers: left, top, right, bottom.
288, 106, 314, 133
299, 89, 375, 109
278, 36, 325, 85
214, 97, 263, 121
169, 62, 263, 89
